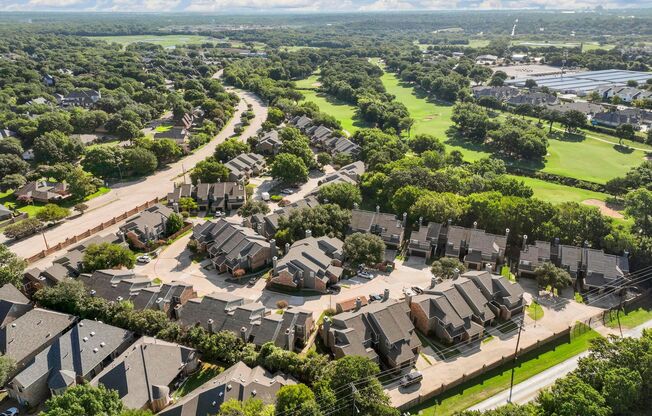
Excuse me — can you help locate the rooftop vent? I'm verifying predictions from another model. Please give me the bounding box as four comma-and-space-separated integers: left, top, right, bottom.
93, 348, 99, 353
90, 331, 95, 337
83, 337, 88, 342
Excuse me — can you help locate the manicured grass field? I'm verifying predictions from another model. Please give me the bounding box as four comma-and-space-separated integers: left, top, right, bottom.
154, 125, 173, 133
410, 324, 601, 416
606, 307, 652, 329
296, 74, 370, 134
506, 175, 609, 204
376, 67, 490, 162
90, 34, 215, 47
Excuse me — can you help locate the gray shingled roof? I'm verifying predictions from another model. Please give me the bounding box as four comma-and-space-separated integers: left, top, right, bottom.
159, 361, 295, 416
0, 308, 75, 365
0, 284, 32, 328
12, 319, 133, 391
91, 337, 196, 410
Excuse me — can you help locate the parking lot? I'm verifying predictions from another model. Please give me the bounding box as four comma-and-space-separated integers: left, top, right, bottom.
139, 232, 433, 316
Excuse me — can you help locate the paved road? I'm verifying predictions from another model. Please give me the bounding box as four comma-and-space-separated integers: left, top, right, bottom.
469, 318, 652, 411
4, 87, 267, 259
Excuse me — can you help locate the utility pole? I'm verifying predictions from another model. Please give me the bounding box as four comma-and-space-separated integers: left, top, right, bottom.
508, 318, 524, 403
41, 230, 50, 250
351, 383, 360, 414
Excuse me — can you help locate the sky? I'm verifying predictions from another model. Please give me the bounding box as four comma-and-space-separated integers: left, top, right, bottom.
0, 0, 649, 13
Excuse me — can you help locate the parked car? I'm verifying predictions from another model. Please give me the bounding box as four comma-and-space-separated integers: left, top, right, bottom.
261, 192, 270, 201
136, 255, 151, 264
247, 277, 257, 287
369, 294, 383, 302
400, 372, 423, 388
328, 285, 341, 294
357, 270, 374, 279
0, 408, 19, 416
214, 211, 223, 218
280, 188, 295, 195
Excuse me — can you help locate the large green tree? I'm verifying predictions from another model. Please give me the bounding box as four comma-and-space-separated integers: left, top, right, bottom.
36, 204, 70, 223
625, 188, 652, 236
190, 158, 229, 185
317, 182, 362, 209
40, 383, 125, 416
271, 153, 309, 184
275, 384, 319, 416
534, 262, 572, 295
0, 244, 27, 289
343, 232, 386, 267
82, 242, 136, 272
33, 131, 84, 164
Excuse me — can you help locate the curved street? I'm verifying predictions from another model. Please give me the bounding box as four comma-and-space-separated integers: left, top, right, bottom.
4, 87, 268, 259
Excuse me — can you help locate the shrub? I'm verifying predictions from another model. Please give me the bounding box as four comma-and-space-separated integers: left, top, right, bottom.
270, 195, 283, 202
233, 268, 246, 277
276, 300, 289, 309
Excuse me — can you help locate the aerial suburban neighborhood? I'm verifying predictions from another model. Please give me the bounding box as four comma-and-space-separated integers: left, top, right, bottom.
0, 5, 651, 416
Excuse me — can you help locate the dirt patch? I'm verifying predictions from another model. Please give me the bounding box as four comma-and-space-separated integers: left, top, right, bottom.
311, 81, 322, 88
582, 199, 624, 219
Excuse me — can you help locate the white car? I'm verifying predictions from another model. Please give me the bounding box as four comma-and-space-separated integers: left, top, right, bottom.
280, 188, 295, 195
0, 408, 19, 416
357, 270, 374, 279
136, 255, 151, 264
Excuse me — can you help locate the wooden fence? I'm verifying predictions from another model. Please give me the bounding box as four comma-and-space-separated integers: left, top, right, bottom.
25, 197, 161, 264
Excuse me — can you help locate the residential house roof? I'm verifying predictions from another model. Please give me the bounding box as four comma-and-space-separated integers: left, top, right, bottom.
250, 196, 320, 238
154, 126, 189, 144
409, 222, 442, 251
167, 184, 193, 204
80, 269, 153, 303
583, 248, 629, 288
15, 181, 70, 202
158, 361, 295, 416
274, 236, 344, 286
0, 308, 76, 365
519, 240, 552, 270
329, 299, 421, 366
91, 337, 196, 410
120, 204, 174, 242
290, 115, 312, 130
193, 219, 270, 270
471, 86, 520, 100
0, 284, 32, 328
11, 320, 133, 393
224, 153, 265, 179
350, 209, 405, 246
507, 92, 558, 107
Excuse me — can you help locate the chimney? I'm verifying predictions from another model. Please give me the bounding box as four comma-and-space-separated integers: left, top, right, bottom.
419, 217, 423, 227
383, 288, 390, 301
430, 277, 437, 288
402, 212, 407, 227
505, 227, 510, 238
355, 297, 362, 311
305, 229, 312, 238
453, 268, 460, 280
486, 263, 493, 274
583, 240, 589, 248
272, 256, 278, 275
240, 326, 247, 342
173, 202, 179, 213
353, 202, 359, 210
256, 224, 262, 235
473, 221, 478, 229
376, 205, 380, 213
522, 234, 528, 250
321, 317, 331, 345
207, 318, 215, 333
447, 218, 452, 227
285, 328, 294, 350
285, 242, 290, 254
119, 232, 126, 244
144, 225, 151, 241
270, 239, 277, 257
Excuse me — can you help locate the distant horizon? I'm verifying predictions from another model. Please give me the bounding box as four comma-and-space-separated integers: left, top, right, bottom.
1, 0, 650, 14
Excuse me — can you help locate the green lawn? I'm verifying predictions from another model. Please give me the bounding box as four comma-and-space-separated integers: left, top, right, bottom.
89, 34, 216, 47
507, 175, 609, 204
606, 308, 652, 329
296, 74, 370, 134
83, 186, 110, 202
173, 363, 223, 398
409, 324, 601, 416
